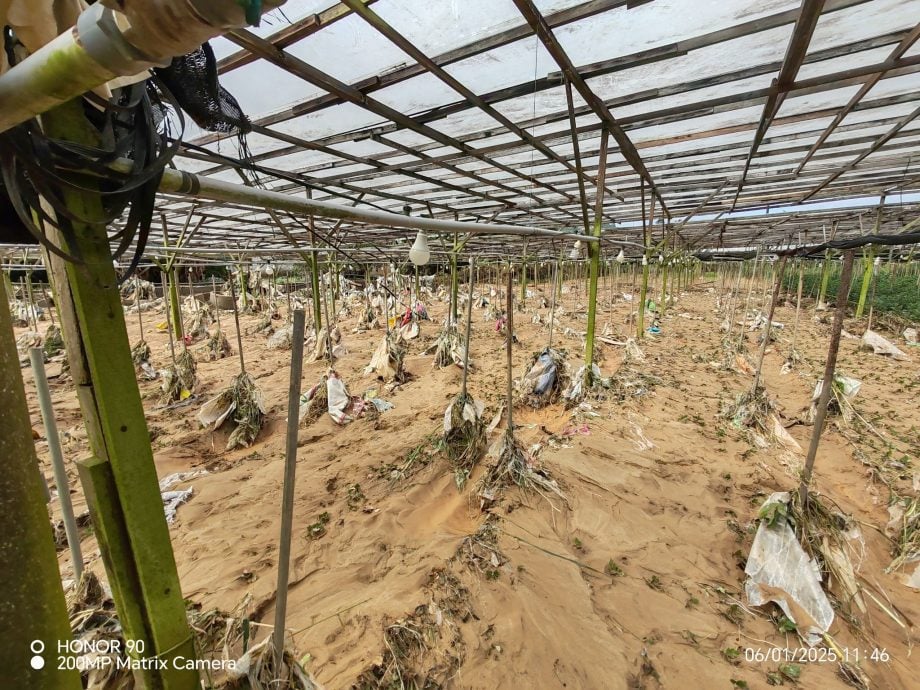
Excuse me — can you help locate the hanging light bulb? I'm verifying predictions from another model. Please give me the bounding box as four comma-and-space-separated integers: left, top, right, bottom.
409, 230, 430, 266
616, 248, 625, 263
873, 256, 881, 266
642, 255, 648, 266
657, 253, 664, 263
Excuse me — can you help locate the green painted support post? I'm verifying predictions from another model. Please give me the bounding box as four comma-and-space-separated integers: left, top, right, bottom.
0, 278, 82, 690
40, 101, 198, 689
583, 128, 609, 383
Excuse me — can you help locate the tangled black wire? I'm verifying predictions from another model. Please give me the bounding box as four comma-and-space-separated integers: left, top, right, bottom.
0, 72, 182, 281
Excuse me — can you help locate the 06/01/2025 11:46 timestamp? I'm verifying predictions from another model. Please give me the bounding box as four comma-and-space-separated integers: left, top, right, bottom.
744, 647, 890, 664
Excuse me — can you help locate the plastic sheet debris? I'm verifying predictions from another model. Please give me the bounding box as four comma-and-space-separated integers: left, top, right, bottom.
327, 372, 352, 424
745, 492, 834, 646
861, 329, 908, 360
520, 348, 567, 407
158, 471, 206, 523
267, 324, 294, 350
904, 327, 918, 345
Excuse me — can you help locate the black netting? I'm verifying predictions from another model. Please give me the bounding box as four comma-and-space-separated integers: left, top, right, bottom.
154, 42, 251, 135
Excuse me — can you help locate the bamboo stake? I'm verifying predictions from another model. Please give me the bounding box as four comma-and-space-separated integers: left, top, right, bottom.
791, 262, 804, 352
461, 258, 474, 399
505, 267, 514, 433
273, 308, 306, 676
160, 275, 177, 369
548, 258, 559, 349
228, 271, 246, 375
751, 256, 788, 393
212, 277, 221, 333
321, 263, 333, 364
135, 279, 144, 346
800, 250, 855, 505
584, 128, 609, 380
737, 253, 760, 349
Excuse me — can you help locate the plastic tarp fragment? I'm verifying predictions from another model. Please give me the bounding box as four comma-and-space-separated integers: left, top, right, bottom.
745, 492, 834, 646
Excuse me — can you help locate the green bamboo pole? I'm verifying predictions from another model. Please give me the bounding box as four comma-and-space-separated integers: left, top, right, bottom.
816, 222, 838, 310
855, 249, 874, 319
659, 257, 668, 316
583, 129, 609, 381
0, 278, 82, 690
449, 234, 460, 325
168, 268, 184, 340
637, 180, 654, 339
40, 100, 198, 688
307, 192, 323, 336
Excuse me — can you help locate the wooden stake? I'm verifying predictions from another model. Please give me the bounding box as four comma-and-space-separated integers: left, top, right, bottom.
161, 275, 177, 369
791, 262, 804, 353
461, 258, 474, 399
273, 308, 306, 676
752, 255, 788, 393
228, 272, 246, 375
584, 128, 609, 380
506, 267, 514, 433
799, 250, 855, 505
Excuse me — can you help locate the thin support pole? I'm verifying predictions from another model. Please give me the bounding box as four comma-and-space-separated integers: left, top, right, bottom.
273, 309, 306, 675
228, 273, 246, 375
212, 278, 222, 333
751, 256, 788, 393
505, 267, 514, 433
548, 258, 560, 349
791, 262, 804, 352
799, 250, 856, 505
584, 128, 609, 379
135, 280, 144, 345
30, 347, 83, 580
461, 258, 474, 399
160, 275, 177, 369
321, 265, 333, 364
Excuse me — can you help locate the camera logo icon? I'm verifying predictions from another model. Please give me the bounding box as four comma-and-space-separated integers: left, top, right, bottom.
30, 640, 45, 670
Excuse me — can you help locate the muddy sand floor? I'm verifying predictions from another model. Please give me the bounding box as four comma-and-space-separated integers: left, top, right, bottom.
21, 275, 920, 689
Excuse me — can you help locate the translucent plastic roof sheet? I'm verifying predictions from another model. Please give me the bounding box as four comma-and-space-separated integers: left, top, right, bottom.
160, 0, 920, 255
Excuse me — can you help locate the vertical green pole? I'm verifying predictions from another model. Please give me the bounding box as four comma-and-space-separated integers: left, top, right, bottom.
0, 278, 82, 690
40, 101, 198, 689
168, 268, 184, 341
659, 257, 668, 316
583, 128, 609, 382
520, 250, 528, 307
307, 193, 323, 336
637, 180, 654, 339
855, 249, 874, 319
449, 237, 459, 326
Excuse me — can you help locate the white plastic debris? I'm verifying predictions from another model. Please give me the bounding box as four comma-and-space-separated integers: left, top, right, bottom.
861, 329, 908, 360
158, 471, 206, 523
904, 327, 918, 345
745, 492, 834, 646
443, 396, 485, 434
326, 373, 352, 424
